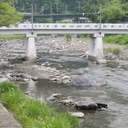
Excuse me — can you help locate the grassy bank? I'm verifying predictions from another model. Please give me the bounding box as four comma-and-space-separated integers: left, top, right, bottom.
103, 34, 128, 45
0, 34, 25, 39
0, 81, 80, 128
103, 47, 121, 55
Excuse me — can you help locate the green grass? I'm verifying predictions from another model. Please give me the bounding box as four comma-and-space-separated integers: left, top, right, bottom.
65, 34, 73, 41
103, 47, 121, 55
0, 34, 25, 39
0, 81, 80, 128
103, 34, 128, 45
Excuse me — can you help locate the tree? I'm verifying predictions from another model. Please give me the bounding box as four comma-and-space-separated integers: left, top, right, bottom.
0, 2, 22, 26
122, 2, 128, 22
102, 0, 125, 23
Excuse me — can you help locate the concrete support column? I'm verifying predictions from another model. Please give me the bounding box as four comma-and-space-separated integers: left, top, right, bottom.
88, 33, 105, 62
25, 33, 37, 60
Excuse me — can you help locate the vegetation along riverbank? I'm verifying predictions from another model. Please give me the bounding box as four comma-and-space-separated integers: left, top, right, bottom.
0, 81, 80, 128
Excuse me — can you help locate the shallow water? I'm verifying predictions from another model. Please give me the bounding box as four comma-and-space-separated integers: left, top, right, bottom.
18, 53, 128, 128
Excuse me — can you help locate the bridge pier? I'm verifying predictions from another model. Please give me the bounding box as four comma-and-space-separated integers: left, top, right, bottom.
88, 33, 106, 63
25, 33, 37, 60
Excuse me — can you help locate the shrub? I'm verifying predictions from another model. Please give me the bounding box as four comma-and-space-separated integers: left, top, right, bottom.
103, 34, 128, 45
103, 47, 121, 55
65, 34, 73, 41
113, 48, 121, 55
103, 47, 113, 53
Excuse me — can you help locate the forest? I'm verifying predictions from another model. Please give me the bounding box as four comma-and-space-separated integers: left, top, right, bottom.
14, 0, 128, 23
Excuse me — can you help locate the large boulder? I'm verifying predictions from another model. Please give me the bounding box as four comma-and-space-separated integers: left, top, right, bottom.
71, 75, 107, 88
74, 97, 98, 110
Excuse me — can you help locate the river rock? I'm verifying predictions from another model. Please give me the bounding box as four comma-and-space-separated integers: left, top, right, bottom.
46, 93, 62, 102
51, 93, 62, 99
46, 95, 55, 102
70, 112, 84, 118
96, 59, 107, 64
10, 73, 23, 78
71, 75, 107, 88
60, 99, 75, 106
61, 75, 72, 84
74, 97, 98, 110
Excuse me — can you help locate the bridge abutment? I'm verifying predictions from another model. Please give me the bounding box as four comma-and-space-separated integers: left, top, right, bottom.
88, 33, 106, 63
25, 33, 37, 60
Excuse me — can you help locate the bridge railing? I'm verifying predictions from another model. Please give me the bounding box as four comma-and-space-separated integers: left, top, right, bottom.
0, 23, 128, 30
18, 23, 128, 29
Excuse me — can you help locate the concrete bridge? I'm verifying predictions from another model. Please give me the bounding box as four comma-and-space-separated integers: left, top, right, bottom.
0, 23, 128, 61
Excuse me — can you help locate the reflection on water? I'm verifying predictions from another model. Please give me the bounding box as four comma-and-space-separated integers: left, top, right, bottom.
18, 53, 128, 128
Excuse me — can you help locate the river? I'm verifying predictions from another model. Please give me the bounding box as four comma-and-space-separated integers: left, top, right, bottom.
17, 52, 128, 128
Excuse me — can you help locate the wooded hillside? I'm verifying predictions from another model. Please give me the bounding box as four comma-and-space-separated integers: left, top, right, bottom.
13, 0, 128, 23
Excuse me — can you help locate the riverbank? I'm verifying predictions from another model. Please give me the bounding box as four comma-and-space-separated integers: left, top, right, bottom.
0, 81, 80, 128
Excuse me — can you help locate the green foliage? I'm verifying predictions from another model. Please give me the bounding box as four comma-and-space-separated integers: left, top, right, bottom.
122, 2, 128, 22
106, 62, 119, 68
0, 34, 25, 39
35, 18, 52, 23
24, 99, 54, 119
103, 35, 128, 45
65, 34, 73, 41
0, 2, 22, 26
47, 112, 80, 128
104, 47, 113, 53
102, 1, 125, 23
0, 91, 25, 108
0, 81, 20, 96
103, 47, 121, 55
59, 20, 72, 23
113, 48, 121, 54
0, 81, 80, 128
2, 0, 128, 23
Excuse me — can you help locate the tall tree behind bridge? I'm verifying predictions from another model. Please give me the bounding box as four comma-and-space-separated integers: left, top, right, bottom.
0, 1, 22, 26
102, 0, 125, 23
